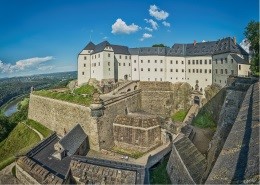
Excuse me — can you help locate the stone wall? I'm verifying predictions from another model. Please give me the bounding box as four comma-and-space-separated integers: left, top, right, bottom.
28, 94, 100, 151
97, 91, 142, 150
16, 165, 40, 185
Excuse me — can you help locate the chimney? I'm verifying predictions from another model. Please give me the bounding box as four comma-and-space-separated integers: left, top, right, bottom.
233, 37, 236, 45
193, 40, 197, 46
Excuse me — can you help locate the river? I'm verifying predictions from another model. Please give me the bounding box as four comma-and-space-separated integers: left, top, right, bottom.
3, 96, 25, 117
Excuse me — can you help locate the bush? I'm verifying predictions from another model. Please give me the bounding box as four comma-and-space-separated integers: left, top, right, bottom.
192, 111, 216, 129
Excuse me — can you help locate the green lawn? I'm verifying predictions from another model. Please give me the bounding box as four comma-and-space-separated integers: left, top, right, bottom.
25, 119, 53, 138
150, 155, 171, 184
74, 84, 96, 95
0, 123, 40, 170
171, 109, 189, 122
192, 111, 216, 129
112, 146, 145, 159
33, 90, 93, 106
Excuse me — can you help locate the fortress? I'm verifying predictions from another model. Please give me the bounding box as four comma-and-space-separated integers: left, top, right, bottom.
14, 37, 259, 184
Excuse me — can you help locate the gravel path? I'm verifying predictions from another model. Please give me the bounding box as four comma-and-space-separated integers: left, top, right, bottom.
0, 163, 19, 184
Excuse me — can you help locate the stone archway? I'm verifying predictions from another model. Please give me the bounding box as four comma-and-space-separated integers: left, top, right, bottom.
194, 96, 200, 105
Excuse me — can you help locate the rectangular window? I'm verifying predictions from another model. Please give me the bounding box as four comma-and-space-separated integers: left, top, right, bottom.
196, 60, 198, 64
188, 60, 190, 65
134, 68, 136, 71
129, 63, 131, 66
141, 68, 143, 71
200, 69, 202, 73
188, 69, 191, 73
123, 63, 125, 66
170, 60, 173, 64
239, 65, 241, 70
176, 60, 178, 64
108, 53, 110, 57
205, 69, 207, 73
221, 69, 223, 74
170, 69, 173, 72
109, 68, 110, 71
204, 60, 207, 64
160, 60, 163, 63
209, 59, 212, 64
119, 55, 121, 59
181, 61, 184, 64
119, 63, 121, 66
83, 64, 86, 67
200, 60, 202, 64
108, 62, 110, 66
231, 59, 233, 63
209, 69, 212, 73
221, 58, 223, 64
84, 56, 86, 60
148, 60, 150, 63
193, 69, 195, 73
98, 54, 100, 58
95, 55, 96, 59
155, 60, 157, 63
98, 62, 100, 66
155, 68, 157, 72
160, 68, 163, 72
225, 69, 228, 74
215, 69, 218, 74
82, 72, 84, 75
141, 60, 143, 63
182, 69, 184, 72
176, 69, 178, 72
130, 56, 131, 59
134, 60, 136, 63
125, 56, 127, 59
192, 60, 195, 64
196, 69, 198, 73
148, 68, 150, 71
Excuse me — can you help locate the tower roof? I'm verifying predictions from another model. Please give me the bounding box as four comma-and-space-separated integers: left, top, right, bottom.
84, 41, 95, 50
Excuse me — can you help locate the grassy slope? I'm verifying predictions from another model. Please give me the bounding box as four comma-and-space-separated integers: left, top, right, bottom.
0, 123, 40, 170
25, 119, 52, 138
150, 155, 171, 184
171, 109, 189, 122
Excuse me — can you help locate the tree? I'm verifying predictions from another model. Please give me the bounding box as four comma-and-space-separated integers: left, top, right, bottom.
244, 21, 259, 75
152, 44, 167, 47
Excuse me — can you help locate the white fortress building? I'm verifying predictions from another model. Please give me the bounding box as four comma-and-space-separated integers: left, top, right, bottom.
77, 37, 250, 92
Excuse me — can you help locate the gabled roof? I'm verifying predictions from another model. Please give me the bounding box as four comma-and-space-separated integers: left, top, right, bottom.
230, 54, 249, 64
92, 41, 111, 54
111, 44, 130, 55
84, 42, 95, 50
59, 124, 87, 156
185, 41, 217, 56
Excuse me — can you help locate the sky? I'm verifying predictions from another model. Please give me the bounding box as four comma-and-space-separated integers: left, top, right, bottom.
0, 0, 258, 78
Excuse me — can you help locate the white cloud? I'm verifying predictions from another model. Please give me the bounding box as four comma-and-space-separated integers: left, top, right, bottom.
202, 40, 206, 42
37, 65, 54, 71
140, 33, 152, 41
144, 19, 158, 30
240, 38, 250, 53
162, 21, 170, 27
0, 56, 54, 74
149, 5, 169, 20
111, 18, 141, 34
145, 27, 153, 32
103, 36, 108, 40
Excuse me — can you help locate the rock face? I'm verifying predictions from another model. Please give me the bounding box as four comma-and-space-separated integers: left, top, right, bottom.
113, 113, 162, 152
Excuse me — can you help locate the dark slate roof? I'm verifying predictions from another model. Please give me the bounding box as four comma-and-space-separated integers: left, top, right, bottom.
213, 37, 248, 55
230, 54, 249, 64
84, 42, 95, 50
128, 48, 140, 55
59, 124, 87, 156
111, 44, 130, 55
185, 41, 217, 56
167, 44, 186, 56
92, 41, 111, 54
135, 47, 167, 56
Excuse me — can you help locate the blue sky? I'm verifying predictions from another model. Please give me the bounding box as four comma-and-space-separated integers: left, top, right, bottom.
0, 0, 258, 78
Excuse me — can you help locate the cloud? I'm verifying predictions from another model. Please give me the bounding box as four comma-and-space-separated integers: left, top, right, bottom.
149, 5, 169, 20
140, 33, 152, 41
202, 40, 206, 42
144, 19, 158, 30
37, 65, 54, 71
0, 56, 54, 74
145, 27, 153, 32
240, 38, 250, 53
111, 18, 141, 34
162, 21, 170, 27
103, 36, 108, 40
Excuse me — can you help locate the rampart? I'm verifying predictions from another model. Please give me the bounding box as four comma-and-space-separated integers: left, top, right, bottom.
28, 94, 100, 151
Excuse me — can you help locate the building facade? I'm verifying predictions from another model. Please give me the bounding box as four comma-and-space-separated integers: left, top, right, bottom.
78, 37, 250, 91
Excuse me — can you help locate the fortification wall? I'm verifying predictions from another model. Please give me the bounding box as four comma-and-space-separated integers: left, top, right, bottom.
28, 94, 100, 151
98, 91, 142, 149
16, 165, 39, 185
